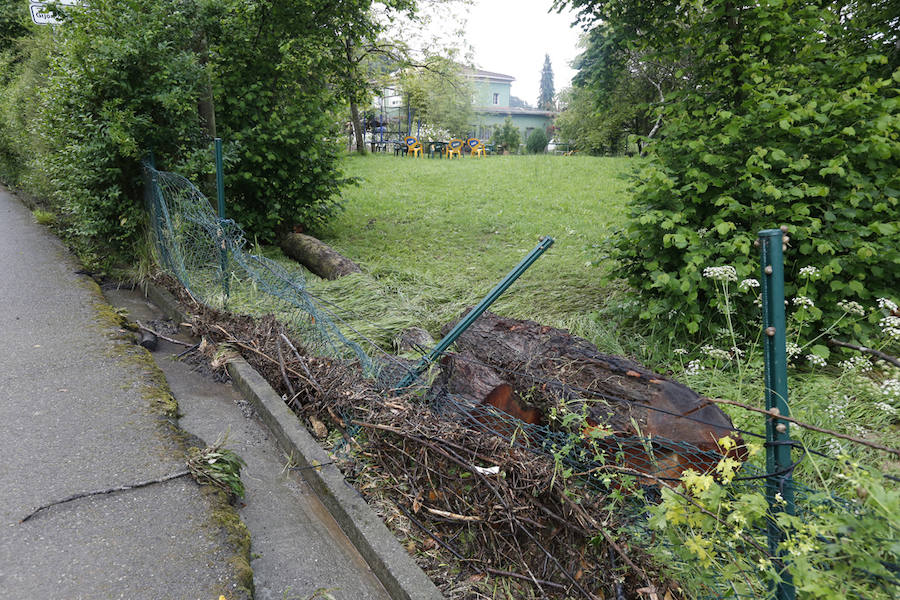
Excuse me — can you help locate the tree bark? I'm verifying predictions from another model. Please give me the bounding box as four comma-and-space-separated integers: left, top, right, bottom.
440, 310, 741, 459
349, 98, 367, 155
280, 233, 362, 280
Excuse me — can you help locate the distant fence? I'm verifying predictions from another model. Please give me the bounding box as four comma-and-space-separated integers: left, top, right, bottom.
144, 160, 898, 600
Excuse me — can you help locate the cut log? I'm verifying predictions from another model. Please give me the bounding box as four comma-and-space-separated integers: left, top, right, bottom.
440, 310, 744, 478
280, 233, 361, 280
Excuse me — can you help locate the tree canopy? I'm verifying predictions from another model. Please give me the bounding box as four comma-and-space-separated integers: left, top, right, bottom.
555, 0, 899, 347
538, 54, 555, 110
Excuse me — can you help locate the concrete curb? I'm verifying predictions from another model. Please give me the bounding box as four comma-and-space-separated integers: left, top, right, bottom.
142, 282, 444, 600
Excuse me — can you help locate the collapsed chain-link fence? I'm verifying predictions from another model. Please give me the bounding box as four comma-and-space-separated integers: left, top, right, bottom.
144, 161, 898, 600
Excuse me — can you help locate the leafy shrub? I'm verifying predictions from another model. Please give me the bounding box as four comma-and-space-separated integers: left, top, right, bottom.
609, 2, 899, 348
526, 128, 548, 154
1, 0, 375, 268
491, 116, 521, 153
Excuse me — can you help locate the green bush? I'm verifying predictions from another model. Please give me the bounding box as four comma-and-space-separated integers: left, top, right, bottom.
525, 128, 548, 154
0, 0, 376, 268
609, 2, 899, 348
490, 116, 521, 154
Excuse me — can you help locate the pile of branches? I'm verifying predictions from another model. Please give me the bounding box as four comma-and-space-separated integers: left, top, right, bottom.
155, 274, 675, 599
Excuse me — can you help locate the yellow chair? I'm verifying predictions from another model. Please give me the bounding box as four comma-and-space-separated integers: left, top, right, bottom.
404, 135, 422, 158
446, 138, 463, 159
466, 137, 486, 157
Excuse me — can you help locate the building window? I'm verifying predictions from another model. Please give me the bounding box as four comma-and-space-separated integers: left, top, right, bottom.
492, 92, 499, 105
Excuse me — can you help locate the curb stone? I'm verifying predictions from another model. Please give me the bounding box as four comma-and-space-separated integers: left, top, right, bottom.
142, 281, 445, 600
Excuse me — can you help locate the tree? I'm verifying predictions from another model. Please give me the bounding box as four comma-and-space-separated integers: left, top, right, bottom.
554, 0, 900, 347
526, 128, 548, 153
491, 117, 521, 153
537, 54, 555, 110
0, 0, 398, 268
399, 58, 473, 138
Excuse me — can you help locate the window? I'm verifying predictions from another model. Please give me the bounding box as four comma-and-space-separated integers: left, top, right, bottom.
492, 92, 499, 105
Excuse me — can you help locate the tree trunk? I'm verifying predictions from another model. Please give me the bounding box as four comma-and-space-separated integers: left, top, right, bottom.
439, 310, 742, 469
280, 233, 362, 280
349, 99, 367, 155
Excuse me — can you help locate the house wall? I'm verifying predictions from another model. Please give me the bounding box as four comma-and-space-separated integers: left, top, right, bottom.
472, 112, 554, 145
472, 79, 511, 108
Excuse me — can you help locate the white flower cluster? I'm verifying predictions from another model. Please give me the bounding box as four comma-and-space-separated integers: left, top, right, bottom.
838, 355, 873, 373
673, 348, 689, 355
874, 401, 897, 416
793, 296, 815, 308
684, 359, 705, 375
825, 438, 847, 457
807, 354, 827, 367
825, 396, 849, 421
799, 266, 820, 278
739, 278, 760, 292
881, 379, 900, 399
877, 297, 898, 312
879, 315, 900, 339
702, 345, 732, 361
702, 265, 737, 282
837, 300, 865, 316
786, 342, 802, 358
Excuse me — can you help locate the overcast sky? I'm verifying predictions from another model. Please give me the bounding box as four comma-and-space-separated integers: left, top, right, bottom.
463, 0, 583, 105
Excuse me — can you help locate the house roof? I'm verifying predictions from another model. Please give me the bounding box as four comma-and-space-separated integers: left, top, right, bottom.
464, 68, 515, 82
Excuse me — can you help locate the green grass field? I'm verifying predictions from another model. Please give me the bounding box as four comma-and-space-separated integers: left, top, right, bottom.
308, 153, 634, 343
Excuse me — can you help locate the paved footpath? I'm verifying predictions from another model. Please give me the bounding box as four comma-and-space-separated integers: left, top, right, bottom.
0, 186, 248, 600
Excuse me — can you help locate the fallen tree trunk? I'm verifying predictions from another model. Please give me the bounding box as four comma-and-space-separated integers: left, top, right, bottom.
280, 233, 362, 280
439, 310, 743, 477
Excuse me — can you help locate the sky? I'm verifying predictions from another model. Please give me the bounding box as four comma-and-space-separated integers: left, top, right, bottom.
462, 0, 584, 106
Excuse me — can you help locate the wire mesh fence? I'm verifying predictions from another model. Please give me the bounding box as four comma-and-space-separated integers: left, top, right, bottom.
144, 161, 898, 600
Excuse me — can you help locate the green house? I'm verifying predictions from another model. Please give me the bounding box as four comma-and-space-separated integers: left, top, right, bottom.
465, 69, 556, 145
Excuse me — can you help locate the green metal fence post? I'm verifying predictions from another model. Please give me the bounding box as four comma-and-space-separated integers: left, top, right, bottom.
214, 138, 230, 305
759, 227, 796, 600
393, 237, 554, 392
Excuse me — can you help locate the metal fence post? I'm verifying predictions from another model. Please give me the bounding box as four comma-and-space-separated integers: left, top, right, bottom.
214, 138, 230, 305
393, 237, 554, 393
758, 227, 796, 600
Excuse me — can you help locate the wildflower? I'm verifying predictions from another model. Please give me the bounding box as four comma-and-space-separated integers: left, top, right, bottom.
874, 402, 896, 415
879, 316, 900, 339
881, 379, 900, 399
793, 296, 815, 309
684, 359, 705, 375
739, 278, 760, 291
785, 342, 801, 358
702, 265, 737, 282
673, 348, 689, 355
825, 438, 847, 456
839, 356, 872, 373
837, 300, 865, 316
799, 266, 820, 278
697, 227, 709, 237
731, 346, 745, 358
806, 354, 827, 367
702, 345, 731, 361
876, 297, 898, 312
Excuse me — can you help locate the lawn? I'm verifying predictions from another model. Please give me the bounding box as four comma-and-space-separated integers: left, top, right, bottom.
305, 152, 635, 344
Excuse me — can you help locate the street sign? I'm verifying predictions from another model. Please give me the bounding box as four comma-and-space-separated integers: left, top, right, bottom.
30, 1, 80, 25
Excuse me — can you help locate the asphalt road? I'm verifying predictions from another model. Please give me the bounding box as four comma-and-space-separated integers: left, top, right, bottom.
0, 186, 247, 600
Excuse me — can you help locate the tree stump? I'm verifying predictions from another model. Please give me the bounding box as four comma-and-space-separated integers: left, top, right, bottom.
438, 310, 744, 479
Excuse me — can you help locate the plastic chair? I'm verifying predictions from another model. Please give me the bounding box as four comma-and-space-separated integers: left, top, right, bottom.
404, 135, 422, 158
447, 138, 463, 159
